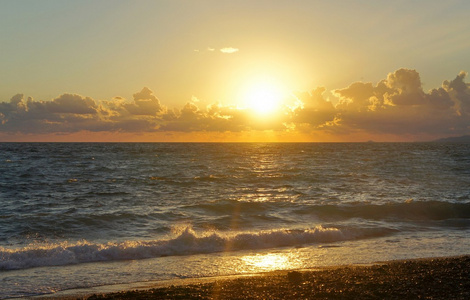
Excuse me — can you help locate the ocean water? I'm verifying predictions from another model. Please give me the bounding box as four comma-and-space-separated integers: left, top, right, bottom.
1, 142, 469, 298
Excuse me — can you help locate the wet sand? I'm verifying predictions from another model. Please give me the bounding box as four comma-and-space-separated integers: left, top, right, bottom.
41, 255, 470, 299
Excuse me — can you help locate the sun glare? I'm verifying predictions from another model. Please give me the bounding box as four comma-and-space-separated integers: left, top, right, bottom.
242, 80, 285, 116
242, 253, 289, 270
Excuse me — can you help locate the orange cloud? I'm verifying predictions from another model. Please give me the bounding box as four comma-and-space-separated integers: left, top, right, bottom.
290, 87, 337, 128
1, 69, 470, 141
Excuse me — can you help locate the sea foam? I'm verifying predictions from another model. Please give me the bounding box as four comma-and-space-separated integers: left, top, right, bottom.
0, 225, 376, 271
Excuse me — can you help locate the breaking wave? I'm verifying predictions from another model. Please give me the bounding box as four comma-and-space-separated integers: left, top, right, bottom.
0, 225, 391, 271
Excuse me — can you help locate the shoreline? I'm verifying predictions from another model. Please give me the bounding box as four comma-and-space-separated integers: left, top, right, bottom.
31, 255, 470, 299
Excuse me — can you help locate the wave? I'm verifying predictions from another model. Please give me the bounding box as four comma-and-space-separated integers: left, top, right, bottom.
185, 199, 470, 216
184, 200, 470, 224
293, 201, 470, 221
0, 225, 392, 271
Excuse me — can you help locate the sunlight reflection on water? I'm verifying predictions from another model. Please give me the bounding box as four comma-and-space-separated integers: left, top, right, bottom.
241, 252, 303, 272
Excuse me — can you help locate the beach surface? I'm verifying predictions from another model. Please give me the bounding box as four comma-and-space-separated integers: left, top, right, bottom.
33, 255, 469, 300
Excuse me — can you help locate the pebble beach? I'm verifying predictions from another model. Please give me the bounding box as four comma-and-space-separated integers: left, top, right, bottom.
37, 255, 470, 300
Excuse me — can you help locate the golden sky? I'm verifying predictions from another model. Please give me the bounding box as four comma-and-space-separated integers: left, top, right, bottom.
1, 0, 470, 142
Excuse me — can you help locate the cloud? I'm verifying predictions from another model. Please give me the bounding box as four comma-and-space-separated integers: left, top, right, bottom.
442, 71, 470, 116
123, 87, 163, 116
290, 87, 337, 128
48, 94, 98, 114
384, 68, 427, 106
333, 68, 467, 136
159, 102, 250, 132
1, 69, 470, 140
0, 93, 107, 133
220, 47, 239, 54
0, 87, 259, 134
193, 47, 234, 53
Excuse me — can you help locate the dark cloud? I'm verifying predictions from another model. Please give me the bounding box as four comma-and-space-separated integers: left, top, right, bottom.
48, 94, 98, 114
334, 68, 468, 136
123, 87, 163, 116
443, 71, 470, 116
384, 68, 427, 106
0, 93, 104, 133
426, 87, 454, 110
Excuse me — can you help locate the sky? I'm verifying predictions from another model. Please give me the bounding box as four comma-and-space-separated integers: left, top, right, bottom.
1, 0, 470, 142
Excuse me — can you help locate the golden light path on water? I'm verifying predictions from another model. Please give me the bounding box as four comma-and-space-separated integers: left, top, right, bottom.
240, 252, 304, 272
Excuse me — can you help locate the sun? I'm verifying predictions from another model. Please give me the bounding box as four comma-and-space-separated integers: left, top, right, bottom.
242, 80, 285, 116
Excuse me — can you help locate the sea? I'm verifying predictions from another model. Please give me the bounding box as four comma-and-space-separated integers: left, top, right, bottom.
1, 142, 469, 298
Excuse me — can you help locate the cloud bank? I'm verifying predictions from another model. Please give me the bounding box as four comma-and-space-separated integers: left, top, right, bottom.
333, 69, 469, 136
1, 68, 469, 141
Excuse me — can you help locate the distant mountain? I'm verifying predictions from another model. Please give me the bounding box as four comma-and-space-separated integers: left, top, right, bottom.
433, 135, 470, 143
